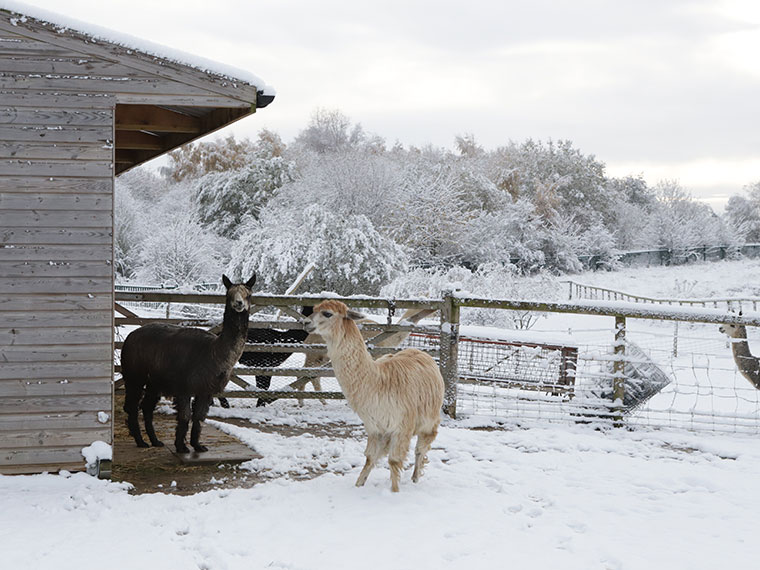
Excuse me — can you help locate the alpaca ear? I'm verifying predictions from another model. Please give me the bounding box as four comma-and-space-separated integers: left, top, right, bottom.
222, 274, 233, 290
346, 309, 365, 321
245, 273, 257, 289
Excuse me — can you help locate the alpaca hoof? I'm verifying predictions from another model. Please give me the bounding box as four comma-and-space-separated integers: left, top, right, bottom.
175, 444, 190, 454
136, 441, 149, 448
192, 444, 208, 453
151, 440, 164, 448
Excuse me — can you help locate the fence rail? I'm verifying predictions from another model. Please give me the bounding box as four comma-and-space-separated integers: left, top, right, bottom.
565, 280, 760, 312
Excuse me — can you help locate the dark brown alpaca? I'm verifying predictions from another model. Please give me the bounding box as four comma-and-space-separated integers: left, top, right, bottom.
121, 274, 256, 453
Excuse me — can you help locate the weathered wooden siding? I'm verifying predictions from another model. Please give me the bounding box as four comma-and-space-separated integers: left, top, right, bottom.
0, 19, 257, 108
0, 27, 115, 474
0, 5, 267, 474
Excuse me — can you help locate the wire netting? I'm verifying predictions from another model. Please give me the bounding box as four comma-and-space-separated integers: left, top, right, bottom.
114, 293, 760, 434
438, 318, 760, 435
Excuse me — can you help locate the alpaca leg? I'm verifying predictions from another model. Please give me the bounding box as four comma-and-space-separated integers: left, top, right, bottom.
412, 428, 438, 483
311, 377, 327, 406
256, 375, 272, 407
355, 432, 386, 487
388, 430, 414, 493
190, 395, 212, 452
141, 389, 164, 447
174, 396, 192, 454
123, 379, 148, 448
296, 376, 311, 407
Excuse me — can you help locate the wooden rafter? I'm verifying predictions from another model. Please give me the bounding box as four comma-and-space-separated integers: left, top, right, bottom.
114, 105, 252, 175
115, 104, 201, 134
115, 130, 164, 151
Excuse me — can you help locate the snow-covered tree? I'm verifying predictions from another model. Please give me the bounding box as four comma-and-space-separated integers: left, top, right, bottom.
113, 182, 143, 279
227, 204, 408, 296
582, 221, 621, 270
459, 200, 546, 271
135, 208, 227, 287
193, 155, 295, 238
488, 139, 610, 228
163, 135, 257, 182
644, 180, 728, 252
291, 108, 378, 156
381, 263, 560, 329
277, 149, 402, 233
725, 182, 760, 242
540, 212, 585, 273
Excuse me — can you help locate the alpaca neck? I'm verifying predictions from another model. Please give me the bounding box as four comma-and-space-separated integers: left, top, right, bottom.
216, 304, 249, 366
326, 321, 377, 402
729, 328, 760, 389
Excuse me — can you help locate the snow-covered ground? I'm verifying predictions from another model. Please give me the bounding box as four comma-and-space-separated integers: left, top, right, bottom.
6, 259, 760, 569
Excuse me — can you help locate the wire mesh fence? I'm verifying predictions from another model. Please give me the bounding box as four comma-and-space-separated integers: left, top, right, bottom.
114, 290, 760, 435
440, 319, 760, 434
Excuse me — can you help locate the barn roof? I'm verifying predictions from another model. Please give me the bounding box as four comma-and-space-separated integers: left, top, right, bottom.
0, 1, 275, 173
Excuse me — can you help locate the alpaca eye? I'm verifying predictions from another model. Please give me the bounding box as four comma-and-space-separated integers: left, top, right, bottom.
322, 311, 332, 318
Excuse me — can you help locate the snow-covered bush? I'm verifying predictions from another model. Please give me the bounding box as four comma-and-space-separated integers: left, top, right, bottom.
382, 263, 561, 329
193, 156, 294, 238
135, 209, 227, 287
113, 182, 144, 279
582, 221, 621, 270
645, 181, 729, 252
227, 204, 409, 296
459, 201, 546, 270
163, 135, 256, 182
725, 182, 760, 243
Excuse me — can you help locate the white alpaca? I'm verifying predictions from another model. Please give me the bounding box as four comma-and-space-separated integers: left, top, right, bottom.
304, 300, 444, 492
294, 307, 436, 406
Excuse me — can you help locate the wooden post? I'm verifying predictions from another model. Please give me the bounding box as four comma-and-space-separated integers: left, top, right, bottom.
613, 316, 626, 425
672, 321, 679, 357
440, 290, 460, 418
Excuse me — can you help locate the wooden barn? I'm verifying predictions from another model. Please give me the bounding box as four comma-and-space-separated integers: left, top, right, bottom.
0, 4, 274, 474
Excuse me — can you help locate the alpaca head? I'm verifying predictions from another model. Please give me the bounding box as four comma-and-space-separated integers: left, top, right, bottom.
303, 300, 365, 341
719, 323, 747, 339
222, 273, 256, 313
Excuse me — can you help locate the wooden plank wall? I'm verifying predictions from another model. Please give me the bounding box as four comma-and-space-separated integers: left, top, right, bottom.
0, 29, 116, 474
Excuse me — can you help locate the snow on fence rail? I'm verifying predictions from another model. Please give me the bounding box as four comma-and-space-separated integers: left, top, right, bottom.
565, 279, 760, 312
113, 290, 760, 434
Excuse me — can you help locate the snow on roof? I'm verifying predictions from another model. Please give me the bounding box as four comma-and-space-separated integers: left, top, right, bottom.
0, 1, 275, 96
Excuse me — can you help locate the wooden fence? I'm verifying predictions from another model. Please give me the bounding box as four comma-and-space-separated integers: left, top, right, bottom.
114, 290, 760, 424
565, 280, 760, 312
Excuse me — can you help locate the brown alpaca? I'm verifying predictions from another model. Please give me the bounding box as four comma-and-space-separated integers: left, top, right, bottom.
718, 323, 760, 389
122, 274, 256, 453
304, 300, 444, 492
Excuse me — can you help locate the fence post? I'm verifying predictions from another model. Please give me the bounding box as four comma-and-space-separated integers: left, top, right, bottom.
613, 315, 626, 425
440, 290, 460, 419
672, 321, 679, 357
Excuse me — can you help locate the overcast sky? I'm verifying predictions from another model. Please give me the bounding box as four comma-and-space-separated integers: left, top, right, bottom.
18, 0, 760, 209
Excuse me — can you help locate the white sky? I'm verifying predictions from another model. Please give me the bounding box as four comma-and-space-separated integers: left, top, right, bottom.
16, 0, 760, 210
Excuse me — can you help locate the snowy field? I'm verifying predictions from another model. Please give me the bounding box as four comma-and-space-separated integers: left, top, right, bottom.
5, 259, 760, 569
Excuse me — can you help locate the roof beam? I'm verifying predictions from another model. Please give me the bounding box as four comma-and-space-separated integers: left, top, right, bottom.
115, 104, 201, 134
115, 130, 164, 151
